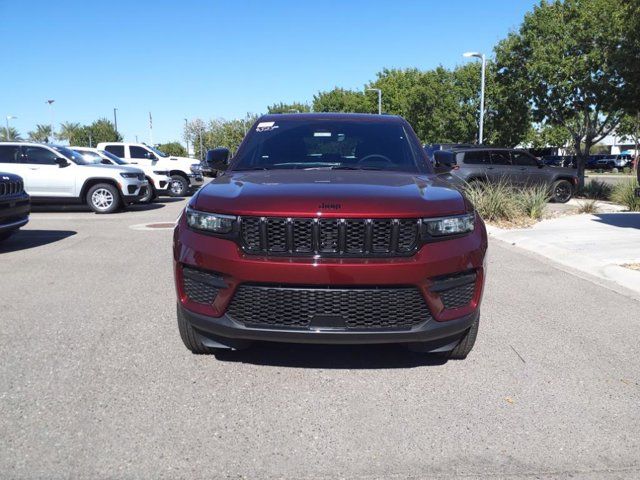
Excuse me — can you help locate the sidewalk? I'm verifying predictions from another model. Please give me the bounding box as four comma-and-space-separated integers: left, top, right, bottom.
486, 212, 640, 295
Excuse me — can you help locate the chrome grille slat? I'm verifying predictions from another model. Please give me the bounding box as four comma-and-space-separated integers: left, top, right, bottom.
0, 180, 22, 197
240, 216, 421, 257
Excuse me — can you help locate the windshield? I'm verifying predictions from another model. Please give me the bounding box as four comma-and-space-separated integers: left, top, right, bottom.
53, 146, 89, 165
99, 149, 129, 165
147, 145, 169, 157
231, 119, 429, 173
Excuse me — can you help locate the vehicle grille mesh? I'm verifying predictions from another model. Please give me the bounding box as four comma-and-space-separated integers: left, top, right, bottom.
0, 180, 23, 197
182, 267, 220, 304
240, 216, 420, 257
227, 285, 432, 330
439, 282, 475, 309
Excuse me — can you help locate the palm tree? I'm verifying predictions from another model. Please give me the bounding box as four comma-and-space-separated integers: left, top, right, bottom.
57, 121, 82, 144
0, 126, 22, 141
28, 124, 53, 143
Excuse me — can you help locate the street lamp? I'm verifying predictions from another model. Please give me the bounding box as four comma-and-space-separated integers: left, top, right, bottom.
366, 88, 382, 115
113, 108, 118, 133
463, 51, 486, 144
184, 118, 189, 155
46, 99, 55, 141
5, 115, 17, 140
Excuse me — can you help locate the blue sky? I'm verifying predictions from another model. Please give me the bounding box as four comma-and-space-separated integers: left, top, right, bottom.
0, 0, 537, 144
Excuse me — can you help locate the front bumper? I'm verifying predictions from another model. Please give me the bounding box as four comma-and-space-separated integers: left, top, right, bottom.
174, 214, 487, 345
179, 302, 478, 348
0, 193, 30, 232
122, 180, 149, 203
188, 174, 204, 187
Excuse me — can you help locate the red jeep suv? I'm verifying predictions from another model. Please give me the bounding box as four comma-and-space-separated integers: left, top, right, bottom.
173, 114, 487, 359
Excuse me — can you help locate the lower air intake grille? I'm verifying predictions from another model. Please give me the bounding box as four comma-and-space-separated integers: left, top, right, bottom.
431, 272, 476, 310
227, 285, 432, 330
183, 267, 221, 304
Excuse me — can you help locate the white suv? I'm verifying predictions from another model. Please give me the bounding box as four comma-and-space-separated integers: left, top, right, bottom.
97, 142, 203, 197
0, 142, 148, 214
72, 147, 171, 203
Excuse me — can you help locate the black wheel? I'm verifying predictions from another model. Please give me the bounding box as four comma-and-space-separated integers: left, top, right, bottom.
551, 179, 573, 203
139, 181, 156, 204
446, 314, 480, 360
169, 175, 189, 197
86, 183, 121, 213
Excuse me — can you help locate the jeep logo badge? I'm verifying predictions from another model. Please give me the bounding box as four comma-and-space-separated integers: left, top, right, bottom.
318, 202, 341, 210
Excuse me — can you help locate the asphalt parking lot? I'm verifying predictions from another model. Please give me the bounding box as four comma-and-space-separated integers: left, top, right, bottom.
1, 197, 640, 479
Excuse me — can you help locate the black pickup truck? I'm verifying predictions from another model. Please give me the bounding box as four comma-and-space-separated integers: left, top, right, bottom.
0, 172, 30, 242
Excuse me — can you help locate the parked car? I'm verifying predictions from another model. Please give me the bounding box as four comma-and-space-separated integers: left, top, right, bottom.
433, 147, 578, 203
174, 113, 488, 360
0, 142, 148, 213
0, 172, 30, 241
72, 147, 171, 203
96, 142, 203, 197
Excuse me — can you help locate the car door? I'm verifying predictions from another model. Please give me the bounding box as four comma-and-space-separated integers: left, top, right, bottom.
489, 150, 516, 184
128, 145, 156, 167
0, 145, 25, 178
511, 150, 547, 186
21, 146, 75, 197
461, 150, 494, 182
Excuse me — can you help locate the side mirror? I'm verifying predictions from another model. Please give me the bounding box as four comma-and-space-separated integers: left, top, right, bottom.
55, 158, 70, 168
101, 159, 111, 165
433, 151, 456, 174
145, 152, 156, 160
206, 147, 230, 171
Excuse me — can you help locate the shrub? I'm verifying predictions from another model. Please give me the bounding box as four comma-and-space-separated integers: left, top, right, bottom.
579, 180, 613, 200
517, 185, 550, 220
611, 179, 640, 211
464, 180, 549, 224
576, 199, 599, 214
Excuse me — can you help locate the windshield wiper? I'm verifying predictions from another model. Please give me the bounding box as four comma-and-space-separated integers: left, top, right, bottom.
232, 167, 270, 172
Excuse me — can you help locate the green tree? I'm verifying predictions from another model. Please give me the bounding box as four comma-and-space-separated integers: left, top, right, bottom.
616, 0, 640, 114
312, 88, 373, 113
0, 127, 21, 141
28, 124, 53, 143
368, 68, 424, 117
267, 102, 311, 114
494, 0, 626, 185
617, 113, 640, 165
57, 122, 82, 145
157, 142, 187, 156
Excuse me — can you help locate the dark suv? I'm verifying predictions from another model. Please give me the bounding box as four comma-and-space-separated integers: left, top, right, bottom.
173, 114, 488, 359
433, 147, 578, 203
0, 172, 30, 242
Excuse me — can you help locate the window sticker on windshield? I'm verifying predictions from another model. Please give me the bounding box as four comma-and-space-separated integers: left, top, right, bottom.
256, 121, 279, 132
314, 132, 332, 137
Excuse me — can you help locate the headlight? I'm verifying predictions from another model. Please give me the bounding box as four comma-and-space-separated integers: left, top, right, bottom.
120, 172, 139, 179
423, 213, 475, 237
185, 207, 236, 234
153, 170, 170, 176
190, 164, 202, 174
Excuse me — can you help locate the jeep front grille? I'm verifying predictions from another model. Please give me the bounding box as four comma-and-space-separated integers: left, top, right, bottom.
0, 180, 22, 197
240, 216, 420, 257
227, 285, 432, 330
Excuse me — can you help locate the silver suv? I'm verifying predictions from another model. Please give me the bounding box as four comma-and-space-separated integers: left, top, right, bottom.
434, 147, 578, 203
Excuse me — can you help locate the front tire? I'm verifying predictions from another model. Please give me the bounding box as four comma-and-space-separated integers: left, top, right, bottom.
177, 305, 214, 354
169, 175, 189, 197
447, 315, 480, 360
551, 179, 573, 203
87, 183, 121, 214
139, 182, 156, 204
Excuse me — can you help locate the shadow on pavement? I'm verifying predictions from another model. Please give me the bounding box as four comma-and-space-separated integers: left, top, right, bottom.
592, 213, 640, 229
212, 342, 448, 369
0, 229, 77, 253
154, 197, 186, 204
31, 203, 166, 213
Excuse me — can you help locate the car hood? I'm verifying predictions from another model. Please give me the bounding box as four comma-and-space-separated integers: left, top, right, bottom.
167, 156, 200, 166
79, 164, 144, 175
194, 170, 467, 217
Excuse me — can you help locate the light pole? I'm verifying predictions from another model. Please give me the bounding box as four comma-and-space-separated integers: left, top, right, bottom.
46, 99, 55, 141
366, 88, 382, 115
184, 118, 189, 155
463, 52, 486, 144
5, 115, 16, 140
113, 108, 118, 133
